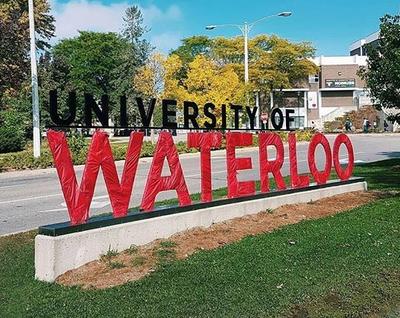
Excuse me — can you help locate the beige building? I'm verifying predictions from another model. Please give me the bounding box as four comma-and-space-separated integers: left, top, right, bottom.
270, 55, 371, 129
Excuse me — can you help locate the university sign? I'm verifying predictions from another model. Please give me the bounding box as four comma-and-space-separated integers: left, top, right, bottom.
34, 91, 364, 282
46, 91, 355, 225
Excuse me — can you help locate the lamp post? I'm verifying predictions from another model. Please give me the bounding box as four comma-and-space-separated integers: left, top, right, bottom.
206, 11, 291, 84
28, 0, 41, 157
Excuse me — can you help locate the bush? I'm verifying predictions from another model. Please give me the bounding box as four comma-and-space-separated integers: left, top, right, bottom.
0, 125, 26, 153
0, 130, 314, 173
67, 133, 89, 165
0, 109, 28, 153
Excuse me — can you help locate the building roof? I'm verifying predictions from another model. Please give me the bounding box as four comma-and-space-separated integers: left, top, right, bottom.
349, 31, 380, 52
311, 55, 368, 66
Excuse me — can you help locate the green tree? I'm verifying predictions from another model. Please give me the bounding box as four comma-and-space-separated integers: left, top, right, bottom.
0, 0, 54, 104
171, 36, 213, 64
359, 14, 400, 123
113, 6, 152, 123
40, 6, 151, 127
40, 31, 129, 125
52, 31, 128, 96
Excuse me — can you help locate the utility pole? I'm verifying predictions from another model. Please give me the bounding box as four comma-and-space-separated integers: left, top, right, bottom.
206, 12, 291, 85
206, 12, 291, 129
28, 0, 41, 158
243, 22, 249, 83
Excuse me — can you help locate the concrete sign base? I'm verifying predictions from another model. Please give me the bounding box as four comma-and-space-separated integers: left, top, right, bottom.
35, 179, 367, 282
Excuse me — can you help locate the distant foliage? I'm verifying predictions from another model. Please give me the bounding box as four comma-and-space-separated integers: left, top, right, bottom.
167, 34, 318, 122
39, 5, 151, 128
323, 106, 379, 132
0, 132, 315, 172
359, 15, 400, 123
0, 105, 30, 153
0, 0, 54, 105
0, 126, 25, 153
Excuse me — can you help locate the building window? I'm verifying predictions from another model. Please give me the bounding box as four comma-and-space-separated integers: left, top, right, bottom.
290, 116, 305, 129
309, 74, 319, 83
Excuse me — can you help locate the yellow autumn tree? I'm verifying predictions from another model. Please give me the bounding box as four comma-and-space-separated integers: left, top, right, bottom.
133, 52, 165, 99
133, 53, 167, 127
163, 54, 246, 126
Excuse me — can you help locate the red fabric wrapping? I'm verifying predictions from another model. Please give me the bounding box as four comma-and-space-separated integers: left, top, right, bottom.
226, 132, 255, 198
187, 132, 222, 202
47, 130, 143, 224
333, 133, 354, 180
100, 131, 144, 217
308, 133, 332, 185
258, 132, 286, 192
288, 132, 310, 188
140, 131, 191, 211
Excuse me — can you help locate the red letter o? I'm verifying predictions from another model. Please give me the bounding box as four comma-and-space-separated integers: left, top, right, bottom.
333, 134, 354, 181
308, 133, 332, 185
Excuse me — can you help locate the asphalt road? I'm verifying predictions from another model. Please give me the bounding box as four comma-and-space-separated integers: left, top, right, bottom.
0, 134, 399, 236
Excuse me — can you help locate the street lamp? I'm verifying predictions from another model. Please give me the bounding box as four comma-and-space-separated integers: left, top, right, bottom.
205, 11, 292, 84
28, 0, 41, 158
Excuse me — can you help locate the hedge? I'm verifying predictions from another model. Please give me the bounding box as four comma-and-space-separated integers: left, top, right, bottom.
0, 130, 314, 172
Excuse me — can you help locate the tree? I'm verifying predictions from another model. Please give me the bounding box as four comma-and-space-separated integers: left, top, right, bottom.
41, 31, 129, 124
114, 6, 152, 100
133, 53, 166, 127
39, 5, 151, 127
0, 0, 54, 104
171, 36, 213, 65
52, 32, 128, 96
163, 54, 245, 126
359, 14, 400, 124
169, 34, 317, 115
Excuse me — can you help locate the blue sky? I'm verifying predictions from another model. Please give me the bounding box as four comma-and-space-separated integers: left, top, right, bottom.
51, 0, 400, 56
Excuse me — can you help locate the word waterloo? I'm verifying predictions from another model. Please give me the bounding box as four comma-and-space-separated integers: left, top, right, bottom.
47, 91, 355, 226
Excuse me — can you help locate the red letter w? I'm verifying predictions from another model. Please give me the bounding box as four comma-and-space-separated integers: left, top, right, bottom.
47, 130, 143, 225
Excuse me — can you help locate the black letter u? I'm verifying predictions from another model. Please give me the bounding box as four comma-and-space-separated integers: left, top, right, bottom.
49, 90, 76, 126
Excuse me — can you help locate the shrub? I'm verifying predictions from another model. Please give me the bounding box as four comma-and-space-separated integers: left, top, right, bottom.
67, 133, 87, 155
0, 109, 28, 153
0, 125, 26, 153
0, 130, 314, 173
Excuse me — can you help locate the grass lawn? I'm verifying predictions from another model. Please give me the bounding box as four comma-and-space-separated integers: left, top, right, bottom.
1, 159, 400, 317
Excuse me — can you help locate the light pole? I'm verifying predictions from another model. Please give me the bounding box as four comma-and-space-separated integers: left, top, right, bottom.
28, 0, 41, 158
206, 11, 291, 84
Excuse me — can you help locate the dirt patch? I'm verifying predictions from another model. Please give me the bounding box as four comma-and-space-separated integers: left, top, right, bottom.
57, 191, 385, 289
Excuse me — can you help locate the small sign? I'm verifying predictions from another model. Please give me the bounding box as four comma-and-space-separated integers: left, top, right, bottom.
261, 113, 268, 122
308, 92, 318, 109
325, 79, 355, 88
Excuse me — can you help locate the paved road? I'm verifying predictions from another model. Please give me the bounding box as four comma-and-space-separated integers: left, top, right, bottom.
0, 134, 399, 235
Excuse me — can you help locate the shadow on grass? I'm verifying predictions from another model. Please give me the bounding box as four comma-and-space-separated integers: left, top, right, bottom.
377, 151, 400, 159
354, 158, 400, 190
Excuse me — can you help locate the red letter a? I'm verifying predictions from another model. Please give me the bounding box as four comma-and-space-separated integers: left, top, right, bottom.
140, 131, 191, 211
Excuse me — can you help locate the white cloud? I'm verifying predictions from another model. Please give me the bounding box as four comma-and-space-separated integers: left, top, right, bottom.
52, 1, 128, 39
51, 0, 183, 51
151, 32, 182, 54
141, 4, 182, 24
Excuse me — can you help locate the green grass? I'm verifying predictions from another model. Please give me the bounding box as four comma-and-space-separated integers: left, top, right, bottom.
159, 241, 178, 249
0, 159, 400, 317
126, 244, 138, 255
131, 256, 146, 267
108, 261, 126, 269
